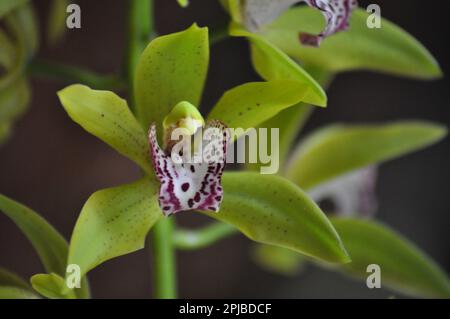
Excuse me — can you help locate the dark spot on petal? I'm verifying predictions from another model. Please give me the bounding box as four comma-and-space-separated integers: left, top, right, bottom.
181, 183, 190, 192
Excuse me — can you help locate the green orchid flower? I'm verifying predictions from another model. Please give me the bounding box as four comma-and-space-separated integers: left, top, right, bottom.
55, 24, 351, 297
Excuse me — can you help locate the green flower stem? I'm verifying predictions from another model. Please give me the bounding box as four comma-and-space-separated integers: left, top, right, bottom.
151, 218, 177, 299
174, 222, 237, 250
125, 0, 154, 107
28, 59, 126, 90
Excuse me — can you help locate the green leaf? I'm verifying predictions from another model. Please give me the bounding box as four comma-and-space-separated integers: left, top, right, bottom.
0, 77, 31, 124
0, 77, 30, 145
0, 194, 68, 276
0, 194, 90, 299
68, 178, 162, 279
0, 16, 26, 91
0, 0, 27, 18
13, 2, 39, 56
57, 84, 153, 175
134, 24, 209, 132
30, 273, 76, 299
331, 218, 450, 298
47, 0, 69, 45
285, 121, 447, 190
204, 172, 350, 263
262, 7, 441, 79
0, 122, 11, 144
0, 286, 39, 299
0, 268, 30, 290
0, 3, 39, 90
0, 29, 16, 68
253, 244, 306, 275
208, 80, 310, 137
230, 23, 326, 107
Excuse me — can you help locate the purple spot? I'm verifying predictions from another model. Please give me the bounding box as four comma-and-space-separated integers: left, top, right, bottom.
181, 183, 190, 192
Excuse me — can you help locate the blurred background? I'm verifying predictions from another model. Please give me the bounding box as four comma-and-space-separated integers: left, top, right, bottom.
0, 0, 449, 298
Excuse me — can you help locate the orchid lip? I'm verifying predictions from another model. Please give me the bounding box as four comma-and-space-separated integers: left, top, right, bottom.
149, 121, 229, 216
243, 0, 358, 46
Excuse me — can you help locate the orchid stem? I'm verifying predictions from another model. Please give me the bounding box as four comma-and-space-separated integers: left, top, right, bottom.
28, 59, 126, 90
125, 0, 154, 110
151, 218, 177, 298
126, 0, 177, 299
174, 222, 237, 250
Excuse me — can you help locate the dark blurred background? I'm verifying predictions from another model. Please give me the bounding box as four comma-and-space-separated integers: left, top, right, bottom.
0, 0, 449, 298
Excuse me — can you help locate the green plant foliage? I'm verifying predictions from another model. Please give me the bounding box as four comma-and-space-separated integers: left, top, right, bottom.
285, 121, 447, 190
253, 218, 450, 298
204, 172, 350, 264
331, 218, 450, 298
47, 0, 69, 45
0, 194, 90, 299
0, 268, 30, 290
0, 194, 69, 277
0, 2, 37, 144
262, 7, 441, 79
0, 0, 28, 18
0, 287, 39, 299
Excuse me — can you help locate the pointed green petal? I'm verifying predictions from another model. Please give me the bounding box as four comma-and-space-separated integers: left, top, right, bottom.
204, 172, 350, 264
30, 273, 76, 299
67, 178, 162, 279
58, 84, 152, 175
135, 24, 209, 131
230, 22, 327, 107
286, 121, 447, 190
208, 80, 309, 137
331, 218, 450, 298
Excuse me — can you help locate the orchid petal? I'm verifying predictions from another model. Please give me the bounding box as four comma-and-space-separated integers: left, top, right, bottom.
244, 0, 358, 46
308, 166, 378, 217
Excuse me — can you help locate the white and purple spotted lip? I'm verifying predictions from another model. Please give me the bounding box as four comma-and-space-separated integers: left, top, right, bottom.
244, 0, 358, 46
299, 0, 358, 46
148, 121, 229, 216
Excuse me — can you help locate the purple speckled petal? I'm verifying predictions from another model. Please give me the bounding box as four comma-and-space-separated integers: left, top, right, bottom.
243, 0, 358, 46
148, 121, 229, 216
299, 0, 358, 46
